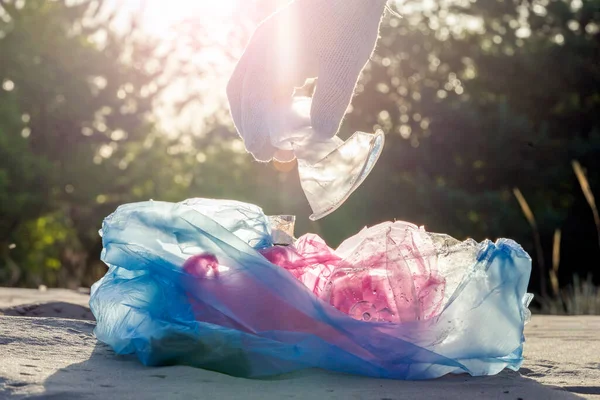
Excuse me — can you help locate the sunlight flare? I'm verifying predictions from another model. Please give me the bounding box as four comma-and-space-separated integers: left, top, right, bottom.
140, 0, 239, 35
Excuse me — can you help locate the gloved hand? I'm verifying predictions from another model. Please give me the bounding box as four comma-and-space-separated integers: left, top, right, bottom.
227, 0, 388, 162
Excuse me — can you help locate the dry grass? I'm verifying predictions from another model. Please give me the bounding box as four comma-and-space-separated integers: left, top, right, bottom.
531, 160, 600, 314
550, 229, 561, 297
513, 187, 547, 297
536, 275, 600, 315
572, 160, 600, 249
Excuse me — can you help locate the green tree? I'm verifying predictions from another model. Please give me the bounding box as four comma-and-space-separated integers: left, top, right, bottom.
341, 0, 600, 296
0, 0, 166, 286
0, 0, 315, 287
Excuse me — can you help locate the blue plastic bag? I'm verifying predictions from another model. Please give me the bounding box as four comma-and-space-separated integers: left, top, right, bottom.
90, 198, 533, 379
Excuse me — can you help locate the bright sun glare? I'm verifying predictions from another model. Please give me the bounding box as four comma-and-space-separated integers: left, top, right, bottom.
121, 0, 239, 36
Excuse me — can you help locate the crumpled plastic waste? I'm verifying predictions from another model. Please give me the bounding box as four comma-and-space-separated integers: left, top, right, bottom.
259, 223, 447, 323
90, 198, 533, 380
270, 97, 384, 221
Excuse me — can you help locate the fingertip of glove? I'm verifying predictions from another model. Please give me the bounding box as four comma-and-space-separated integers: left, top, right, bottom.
244, 137, 276, 163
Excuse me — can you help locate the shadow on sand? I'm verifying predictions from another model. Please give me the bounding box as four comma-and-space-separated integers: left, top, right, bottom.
10, 318, 587, 400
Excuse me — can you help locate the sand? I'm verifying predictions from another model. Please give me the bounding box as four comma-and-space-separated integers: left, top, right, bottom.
0, 288, 93, 321
0, 288, 599, 399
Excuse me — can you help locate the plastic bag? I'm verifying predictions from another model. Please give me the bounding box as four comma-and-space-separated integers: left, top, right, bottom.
90, 198, 533, 380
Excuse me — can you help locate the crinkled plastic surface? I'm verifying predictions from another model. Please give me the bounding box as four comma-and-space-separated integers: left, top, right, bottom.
269, 96, 385, 221
90, 198, 533, 380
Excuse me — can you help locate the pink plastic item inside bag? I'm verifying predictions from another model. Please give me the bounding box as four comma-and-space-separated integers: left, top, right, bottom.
259, 221, 446, 323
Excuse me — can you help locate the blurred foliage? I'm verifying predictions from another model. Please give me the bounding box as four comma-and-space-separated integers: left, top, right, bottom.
0, 0, 165, 286
536, 274, 600, 315
0, 93, 53, 240
338, 0, 600, 299
0, 0, 306, 287
0, 0, 599, 308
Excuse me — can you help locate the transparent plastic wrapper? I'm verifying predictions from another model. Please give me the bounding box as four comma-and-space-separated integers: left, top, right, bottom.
270, 97, 385, 221
90, 198, 533, 380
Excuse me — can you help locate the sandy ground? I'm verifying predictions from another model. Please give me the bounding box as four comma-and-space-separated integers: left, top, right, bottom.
0, 288, 599, 400
0, 288, 92, 321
